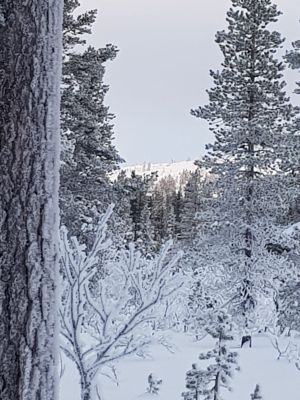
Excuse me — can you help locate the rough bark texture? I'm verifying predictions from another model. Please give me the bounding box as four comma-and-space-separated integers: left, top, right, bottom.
0, 1, 63, 399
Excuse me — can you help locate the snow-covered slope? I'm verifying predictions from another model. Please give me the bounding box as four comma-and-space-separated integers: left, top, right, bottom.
111, 160, 200, 187
120, 160, 197, 179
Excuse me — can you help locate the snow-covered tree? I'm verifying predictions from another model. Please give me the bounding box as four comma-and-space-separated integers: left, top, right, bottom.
113, 170, 158, 254
182, 363, 208, 400
182, 312, 239, 400
0, 1, 63, 399
59, 207, 183, 400
151, 176, 179, 244
285, 26, 300, 93
147, 373, 163, 395
281, 23, 300, 224
63, 0, 97, 54
187, 281, 218, 339
191, 0, 294, 336
60, 0, 122, 245
179, 169, 203, 244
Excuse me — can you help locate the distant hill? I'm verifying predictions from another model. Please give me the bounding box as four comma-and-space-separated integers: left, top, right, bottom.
112, 160, 199, 188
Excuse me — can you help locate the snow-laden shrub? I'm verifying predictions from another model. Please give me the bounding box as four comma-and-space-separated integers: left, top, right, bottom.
59, 205, 183, 400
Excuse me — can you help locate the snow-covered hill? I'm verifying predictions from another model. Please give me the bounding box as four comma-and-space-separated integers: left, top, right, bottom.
111, 160, 200, 187
120, 160, 197, 179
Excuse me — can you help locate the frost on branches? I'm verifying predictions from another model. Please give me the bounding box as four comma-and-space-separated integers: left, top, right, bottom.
59, 206, 183, 400
191, 0, 298, 338
182, 312, 239, 400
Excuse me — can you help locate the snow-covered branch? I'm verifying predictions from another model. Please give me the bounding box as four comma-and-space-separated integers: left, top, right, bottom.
59, 206, 183, 399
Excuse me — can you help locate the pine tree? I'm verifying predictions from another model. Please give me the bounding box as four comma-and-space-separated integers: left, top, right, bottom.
285, 29, 300, 93
63, 0, 97, 53
147, 374, 163, 395
192, 0, 293, 334
182, 364, 208, 400
0, 1, 63, 398
182, 312, 239, 400
174, 189, 184, 237
113, 171, 158, 254
180, 169, 203, 244
187, 281, 218, 339
60, 0, 122, 245
283, 23, 300, 223
151, 176, 179, 244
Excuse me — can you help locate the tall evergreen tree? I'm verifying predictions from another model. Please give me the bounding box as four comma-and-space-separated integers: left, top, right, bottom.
113, 171, 158, 254
60, 0, 122, 245
283, 25, 300, 222
151, 176, 179, 244
192, 0, 293, 334
180, 169, 203, 244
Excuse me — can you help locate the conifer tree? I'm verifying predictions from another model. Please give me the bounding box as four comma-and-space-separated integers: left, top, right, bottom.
180, 169, 203, 244
113, 171, 158, 254
283, 24, 300, 222
187, 281, 218, 339
60, 0, 122, 245
182, 312, 239, 400
286, 29, 300, 93
151, 176, 179, 244
192, 0, 293, 334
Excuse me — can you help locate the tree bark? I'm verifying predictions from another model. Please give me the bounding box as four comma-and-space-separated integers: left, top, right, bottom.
80, 377, 92, 400
0, 1, 63, 399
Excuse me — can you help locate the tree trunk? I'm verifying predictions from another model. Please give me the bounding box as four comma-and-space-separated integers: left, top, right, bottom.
0, 1, 63, 399
213, 371, 220, 400
80, 378, 92, 400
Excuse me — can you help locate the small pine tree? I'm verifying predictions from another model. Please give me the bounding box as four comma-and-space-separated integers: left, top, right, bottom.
187, 281, 218, 340
251, 384, 263, 400
147, 373, 163, 395
182, 312, 239, 400
182, 364, 208, 400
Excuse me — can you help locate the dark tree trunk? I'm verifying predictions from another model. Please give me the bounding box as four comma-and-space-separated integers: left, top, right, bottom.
81, 378, 92, 400
0, 1, 63, 399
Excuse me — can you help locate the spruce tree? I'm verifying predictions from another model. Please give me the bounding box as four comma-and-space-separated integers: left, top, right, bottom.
192, 0, 293, 334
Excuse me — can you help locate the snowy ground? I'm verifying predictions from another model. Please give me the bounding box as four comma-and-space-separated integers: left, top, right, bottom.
60, 332, 300, 400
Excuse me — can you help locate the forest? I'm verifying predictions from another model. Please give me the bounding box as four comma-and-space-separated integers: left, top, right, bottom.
1, 0, 300, 399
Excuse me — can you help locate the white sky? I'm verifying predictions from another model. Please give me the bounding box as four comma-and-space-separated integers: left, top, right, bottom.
82, 0, 300, 165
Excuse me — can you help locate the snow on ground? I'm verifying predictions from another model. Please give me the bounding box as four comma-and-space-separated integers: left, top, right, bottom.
60, 332, 300, 400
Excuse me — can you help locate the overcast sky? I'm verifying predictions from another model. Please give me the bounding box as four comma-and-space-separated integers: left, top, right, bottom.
83, 0, 300, 165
